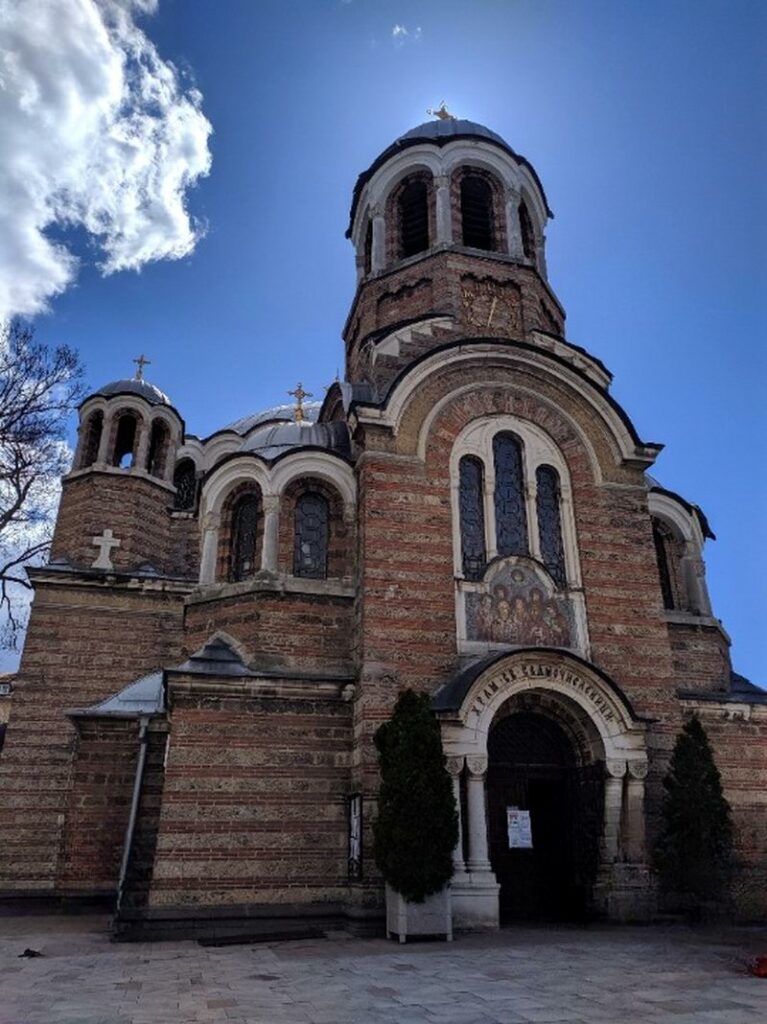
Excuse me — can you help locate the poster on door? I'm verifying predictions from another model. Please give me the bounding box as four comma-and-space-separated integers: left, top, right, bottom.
507, 807, 533, 849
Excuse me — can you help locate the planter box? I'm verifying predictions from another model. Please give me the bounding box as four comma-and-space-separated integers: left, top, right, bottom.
385, 884, 452, 943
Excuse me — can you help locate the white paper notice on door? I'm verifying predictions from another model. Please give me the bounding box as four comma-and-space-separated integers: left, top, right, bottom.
507, 807, 533, 849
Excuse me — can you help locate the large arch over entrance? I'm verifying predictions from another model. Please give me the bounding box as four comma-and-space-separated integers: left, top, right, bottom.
433, 649, 652, 930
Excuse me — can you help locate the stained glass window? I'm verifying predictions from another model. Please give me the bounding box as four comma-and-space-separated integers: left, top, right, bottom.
294, 492, 329, 579
459, 456, 486, 580
461, 175, 494, 250
493, 433, 528, 557
173, 459, 197, 511
400, 179, 429, 257
536, 465, 566, 587
231, 494, 259, 581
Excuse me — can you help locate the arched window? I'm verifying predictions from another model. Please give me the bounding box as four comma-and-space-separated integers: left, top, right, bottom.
519, 200, 536, 260
652, 518, 683, 610
363, 219, 373, 275
536, 465, 566, 587
493, 433, 528, 557
459, 456, 486, 580
146, 419, 170, 477
293, 492, 329, 579
461, 175, 495, 250
173, 459, 197, 511
399, 178, 429, 258
231, 493, 260, 581
79, 411, 103, 468
112, 413, 138, 469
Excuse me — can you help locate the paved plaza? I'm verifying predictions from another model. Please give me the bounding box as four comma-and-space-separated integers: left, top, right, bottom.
0, 914, 765, 1024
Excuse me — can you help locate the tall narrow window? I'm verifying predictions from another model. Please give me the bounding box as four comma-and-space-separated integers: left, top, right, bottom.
536, 465, 566, 587
653, 519, 680, 610
493, 433, 528, 557
363, 219, 373, 275
461, 175, 494, 250
173, 459, 197, 511
80, 411, 103, 468
146, 420, 170, 477
519, 201, 535, 260
294, 492, 329, 579
399, 179, 429, 257
459, 456, 486, 580
231, 494, 259, 581
113, 413, 137, 469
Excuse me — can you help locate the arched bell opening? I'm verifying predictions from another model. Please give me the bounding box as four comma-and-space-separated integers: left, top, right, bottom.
485, 694, 605, 922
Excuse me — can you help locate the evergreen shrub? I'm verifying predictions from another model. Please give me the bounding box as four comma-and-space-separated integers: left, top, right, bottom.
373, 690, 459, 903
654, 715, 733, 913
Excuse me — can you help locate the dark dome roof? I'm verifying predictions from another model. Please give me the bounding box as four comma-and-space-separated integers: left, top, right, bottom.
347, 118, 552, 236
241, 419, 351, 462
221, 402, 322, 437
91, 378, 172, 407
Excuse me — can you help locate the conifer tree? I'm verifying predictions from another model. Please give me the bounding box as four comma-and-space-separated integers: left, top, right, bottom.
654, 715, 733, 910
373, 690, 459, 903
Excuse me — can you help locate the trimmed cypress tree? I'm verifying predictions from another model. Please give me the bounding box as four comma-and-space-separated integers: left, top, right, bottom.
373, 690, 459, 903
654, 715, 733, 911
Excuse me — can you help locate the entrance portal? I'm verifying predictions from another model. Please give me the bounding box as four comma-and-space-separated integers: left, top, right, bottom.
486, 710, 603, 921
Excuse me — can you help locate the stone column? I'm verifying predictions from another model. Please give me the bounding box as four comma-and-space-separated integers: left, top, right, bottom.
603, 759, 626, 863
505, 189, 523, 258
435, 175, 452, 244
625, 760, 648, 863
465, 755, 491, 872
96, 410, 113, 467
199, 512, 221, 584
445, 756, 466, 875
261, 495, 280, 573
484, 470, 497, 561
371, 209, 386, 273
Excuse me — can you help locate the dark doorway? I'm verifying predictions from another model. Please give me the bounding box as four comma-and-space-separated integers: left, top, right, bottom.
486, 710, 603, 922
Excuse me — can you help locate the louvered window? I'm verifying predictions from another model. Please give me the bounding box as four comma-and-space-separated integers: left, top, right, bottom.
294, 492, 329, 579
399, 179, 429, 257
461, 175, 494, 250
493, 433, 528, 557
536, 465, 566, 586
459, 456, 487, 580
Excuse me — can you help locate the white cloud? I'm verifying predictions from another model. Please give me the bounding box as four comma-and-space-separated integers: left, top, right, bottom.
392, 23, 422, 47
0, 0, 213, 321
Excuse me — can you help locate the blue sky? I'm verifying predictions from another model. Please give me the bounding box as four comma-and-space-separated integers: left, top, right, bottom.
8, 0, 767, 681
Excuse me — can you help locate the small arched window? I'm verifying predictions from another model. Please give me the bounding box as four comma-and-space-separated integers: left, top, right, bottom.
80, 411, 103, 468
653, 518, 683, 611
363, 219, 373, 276
113, 413, 138, 469
399, 178, 429, 257
173, 459, 197, 511
461, 175, 495, 250
294, 492, 329, 579
459, 456, 486, 580
493, 433, 528, 557
231, 493, 260, 581
519, 200, 536, 260
146, 419, 170, 477
536, 465, 566, 587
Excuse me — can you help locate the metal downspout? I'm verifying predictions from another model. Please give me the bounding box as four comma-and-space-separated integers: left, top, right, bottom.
116, 714, 150, 914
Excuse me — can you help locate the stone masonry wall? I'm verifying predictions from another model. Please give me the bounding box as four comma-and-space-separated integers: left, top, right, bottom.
146, 692, 352, 910
0, 577, 186, 895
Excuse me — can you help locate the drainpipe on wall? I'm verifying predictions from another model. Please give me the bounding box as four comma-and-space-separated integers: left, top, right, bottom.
115, 714, 150, 915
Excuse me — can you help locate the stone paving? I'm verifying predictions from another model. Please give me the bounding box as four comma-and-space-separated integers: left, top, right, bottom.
0, 915, 765, 1024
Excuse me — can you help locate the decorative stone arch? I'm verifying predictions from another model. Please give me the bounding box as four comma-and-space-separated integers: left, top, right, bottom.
109, 404, 149, 469
648, 489, 711, 616
433, 648, 650, 929
384, 168, 437, 265
199, 458, 272, 583
449, 163, 507, 253
76, 406, 105, 469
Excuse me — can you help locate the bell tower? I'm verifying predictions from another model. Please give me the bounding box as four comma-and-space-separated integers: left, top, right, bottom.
344, 115, 565, 395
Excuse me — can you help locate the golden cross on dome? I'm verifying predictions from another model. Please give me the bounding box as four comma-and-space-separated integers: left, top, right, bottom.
427, 101, 456, 121
133, 354, 151, 381
288, 382, 313, 422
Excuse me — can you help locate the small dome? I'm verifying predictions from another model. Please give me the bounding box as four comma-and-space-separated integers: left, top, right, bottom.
222, 402, 322, 437
91, 378, 172, 407
241, 419, 351, 462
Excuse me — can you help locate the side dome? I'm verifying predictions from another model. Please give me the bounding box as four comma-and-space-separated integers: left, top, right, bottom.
91, 378, 172, 407
241, 419, 351, 461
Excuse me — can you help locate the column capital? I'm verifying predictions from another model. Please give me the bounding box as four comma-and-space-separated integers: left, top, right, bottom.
262, 494, 280, 513
606, 758, 627, 779
627, 760, 648, 780
466, 754, 488, 777
434, 174, 449, 188
202, 511, 221, 531
445, 755, 465, 777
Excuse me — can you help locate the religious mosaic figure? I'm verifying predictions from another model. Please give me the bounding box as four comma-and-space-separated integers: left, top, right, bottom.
466, 561, 573, 648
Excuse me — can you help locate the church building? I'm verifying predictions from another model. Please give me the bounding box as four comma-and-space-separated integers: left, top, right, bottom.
1, 115, 764, 939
